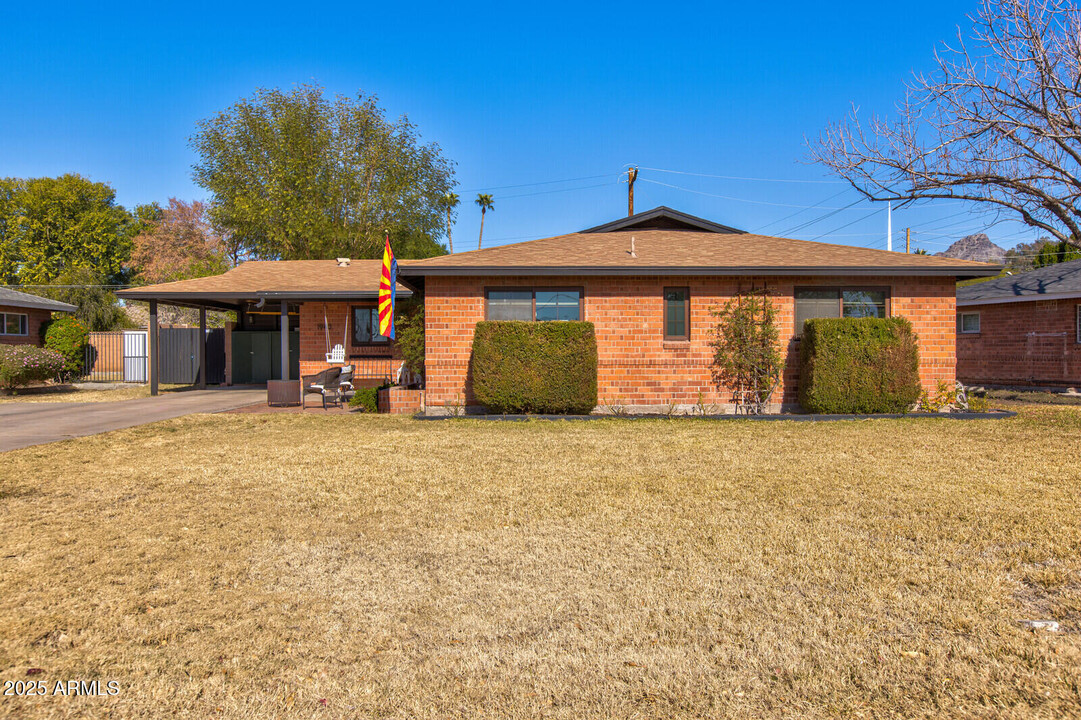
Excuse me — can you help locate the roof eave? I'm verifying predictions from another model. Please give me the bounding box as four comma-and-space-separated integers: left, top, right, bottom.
957, 288, 1081, 306
0, 298, 78, 312
116, 289, 412, 302
399, 265, 1001, 278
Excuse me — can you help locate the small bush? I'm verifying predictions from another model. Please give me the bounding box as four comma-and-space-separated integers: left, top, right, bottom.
709, 289, 782, 413
0, 345, 67, 391
799, 317, 921, 414
471, 321, 598, 414
43, 315, 89, 381
348, 383, 388, 413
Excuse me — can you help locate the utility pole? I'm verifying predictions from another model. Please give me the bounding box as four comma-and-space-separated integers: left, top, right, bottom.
627, 167, 638, 217
886, 201, 893, 252
906, 227, 911, 254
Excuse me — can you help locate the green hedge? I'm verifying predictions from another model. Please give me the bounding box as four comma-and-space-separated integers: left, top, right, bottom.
798, 317, 922, 414
471, 321, 598, 414
43, 315, 89, 381
0, 345, 67, 391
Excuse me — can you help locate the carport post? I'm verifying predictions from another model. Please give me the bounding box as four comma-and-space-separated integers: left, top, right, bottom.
149, 300, 159, 396
280, 301, 289, 381
197, 307, 207, 389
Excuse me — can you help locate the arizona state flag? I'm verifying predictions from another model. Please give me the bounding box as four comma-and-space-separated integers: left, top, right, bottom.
378, 235, 398, 339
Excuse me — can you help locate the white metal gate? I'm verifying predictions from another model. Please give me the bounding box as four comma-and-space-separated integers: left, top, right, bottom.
123, 331, 148, 383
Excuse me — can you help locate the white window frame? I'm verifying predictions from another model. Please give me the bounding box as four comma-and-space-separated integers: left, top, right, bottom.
0, 312, 28, 336
958, 311, 981, 334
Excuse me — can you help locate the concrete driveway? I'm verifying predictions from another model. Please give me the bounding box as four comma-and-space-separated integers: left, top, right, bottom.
0, 387, 267, 452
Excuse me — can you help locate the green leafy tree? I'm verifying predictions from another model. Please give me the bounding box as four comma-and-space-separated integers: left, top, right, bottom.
394, 300, 425, 379
38, 267, 132, 331
709, 290, 782, 414
475, 193, 494, 250
0, 174, 137, 286
1033, 239, 1081, 268
190, 84, 455, 261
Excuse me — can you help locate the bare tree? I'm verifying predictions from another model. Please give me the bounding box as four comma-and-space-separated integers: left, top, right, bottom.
811, 0, 1081, 248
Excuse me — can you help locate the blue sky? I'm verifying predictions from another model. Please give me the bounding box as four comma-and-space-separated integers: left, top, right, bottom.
0, 1, 1042, 255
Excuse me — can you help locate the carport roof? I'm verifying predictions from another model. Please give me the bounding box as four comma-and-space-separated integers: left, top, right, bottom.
116, 259, 412, 309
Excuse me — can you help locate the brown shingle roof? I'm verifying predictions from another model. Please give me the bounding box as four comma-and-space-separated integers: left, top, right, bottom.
399, 230, 1001, 278
117, 259, 411, 305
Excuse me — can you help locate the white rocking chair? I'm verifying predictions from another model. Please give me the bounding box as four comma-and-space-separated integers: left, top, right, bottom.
325, 344, 346, 364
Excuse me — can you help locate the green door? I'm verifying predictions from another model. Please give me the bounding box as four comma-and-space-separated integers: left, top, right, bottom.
251, 333, 272, 383
231, 331, 299, 384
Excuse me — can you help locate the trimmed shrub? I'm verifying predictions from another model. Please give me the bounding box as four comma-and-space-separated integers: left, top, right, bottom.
799, 317, 921, 414
0, 345, 67, 391
471, 321, 598, 414
43, 315, 89, 381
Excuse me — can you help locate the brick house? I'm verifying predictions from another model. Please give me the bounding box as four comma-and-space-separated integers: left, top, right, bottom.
956, 257, 1081, 387
0, 288, 76, 346
399, 207, 1000, 414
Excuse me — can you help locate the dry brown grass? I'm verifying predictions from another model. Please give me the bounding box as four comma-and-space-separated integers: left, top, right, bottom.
1, 407, 1079, 718
0, 384, 191, 403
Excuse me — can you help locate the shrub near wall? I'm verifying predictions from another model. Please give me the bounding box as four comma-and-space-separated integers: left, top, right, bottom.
0, 345, 67, 391
799, 317, 922, 414
471, 321, 598, 414
43, 315, 89, 381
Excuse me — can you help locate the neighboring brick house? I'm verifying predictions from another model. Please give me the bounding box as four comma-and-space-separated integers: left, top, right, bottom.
399, 207, 1000, 414
0, 288, 76, 346
956, 258, 1081, 387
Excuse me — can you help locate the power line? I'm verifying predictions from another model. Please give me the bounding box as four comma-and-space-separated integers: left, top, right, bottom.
637, 166, 845, 184
459, 173, 615, 194
809, 208, 884, 242
754, 188, 853, 233
778, 198, 869, 236
498, 181, 613, 200
639, 178, 869, 210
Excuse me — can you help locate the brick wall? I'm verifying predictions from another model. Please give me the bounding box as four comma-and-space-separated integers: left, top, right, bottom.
422, 274, 958, 412
0, 305, 53, 347
297, 301, 402, 383
957, 299, 1081, 386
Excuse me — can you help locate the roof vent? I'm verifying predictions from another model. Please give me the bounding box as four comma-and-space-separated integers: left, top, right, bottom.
629, 236, 637, 259
336, 257, 351, 267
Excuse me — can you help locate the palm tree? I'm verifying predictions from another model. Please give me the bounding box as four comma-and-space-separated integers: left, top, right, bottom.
475, 193, 494, 250
440, 192, 459, 254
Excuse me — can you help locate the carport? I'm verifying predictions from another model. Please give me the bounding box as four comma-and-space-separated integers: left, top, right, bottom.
116, 258, 412, 400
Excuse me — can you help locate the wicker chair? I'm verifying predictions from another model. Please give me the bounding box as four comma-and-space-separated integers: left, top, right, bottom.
301, 367, 342, 409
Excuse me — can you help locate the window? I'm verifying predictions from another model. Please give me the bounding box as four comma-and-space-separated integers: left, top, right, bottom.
535, 290, 580, 321
958, 312, 981, 334
664, 287, 690, 340
0, 312, 28, 336
484, 288, 582, 321
351, 306, 389, 345
487, 289, 532, 321
1077, 305, 1080, 344
794, 287, 889, 334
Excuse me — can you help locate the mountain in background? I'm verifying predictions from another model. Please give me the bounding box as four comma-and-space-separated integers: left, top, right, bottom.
933, 233, 1006, 263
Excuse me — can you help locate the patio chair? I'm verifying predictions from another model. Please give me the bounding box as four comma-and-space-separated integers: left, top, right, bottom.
338, 365, 355, 403
325, 344, 346, 364
301, 367, 342, 409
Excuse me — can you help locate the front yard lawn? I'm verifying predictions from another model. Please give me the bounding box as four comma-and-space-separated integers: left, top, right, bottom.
1, 408, 1079, 718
